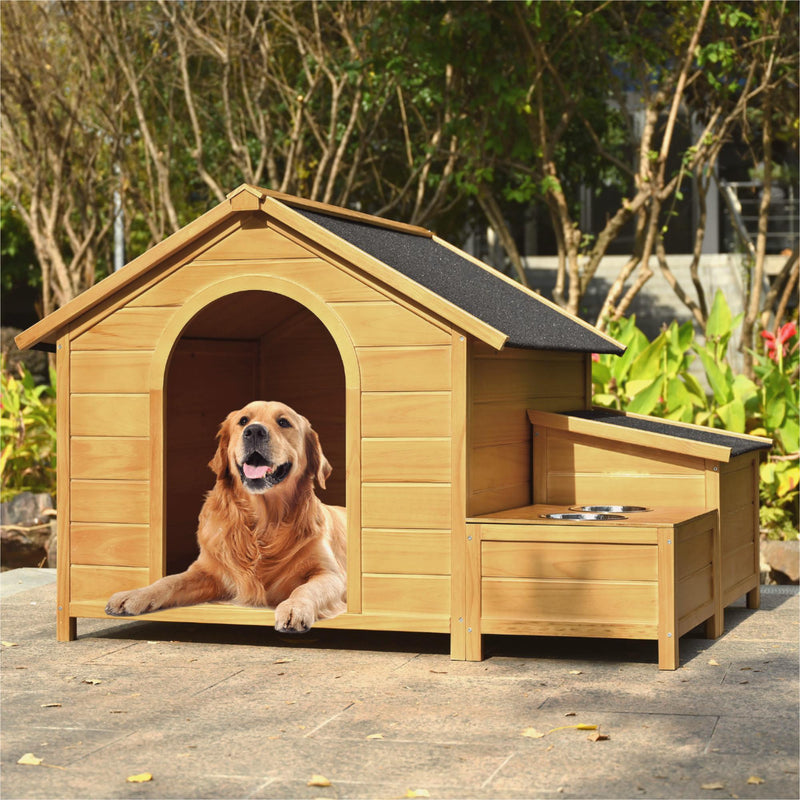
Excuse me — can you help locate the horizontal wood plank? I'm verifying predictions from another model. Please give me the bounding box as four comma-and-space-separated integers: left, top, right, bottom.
677, 564, 714, 621
71, 437, 150, 481
71, 480, 150, 524
471, 355, 585, 403
482, 541, 658, 582
476, 522, 659, 545
545, 432, 703, 476
194, 223, 312, 261
70, 565, 150, 603
71, 395, 149, 437
70, 523, 149, 567
71, 351, 151, 394
362, 529, 451, 575
470, 441, 530, 494
362, 574, 450, 616
482, 578, 658, 625
128, 259, 382, 307
362, 483, 451, 529
362, 438, 451, 483
71, 307, 175, 351
331, 301, 450, 347
546, 474, 707, 508
67, 600, 450, 632
467, 483, 532, 518
361, 392, 451, 438
481, 618, 657, 639
358, 347, 451, 392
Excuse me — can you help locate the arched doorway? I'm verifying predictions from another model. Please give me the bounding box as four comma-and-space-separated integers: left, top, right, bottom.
161, 289, 347, 574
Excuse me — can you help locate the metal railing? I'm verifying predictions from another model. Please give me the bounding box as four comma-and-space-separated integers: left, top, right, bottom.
719, 179, 798, 256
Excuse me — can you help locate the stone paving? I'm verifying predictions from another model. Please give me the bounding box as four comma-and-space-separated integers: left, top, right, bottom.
1, 570, 798, 799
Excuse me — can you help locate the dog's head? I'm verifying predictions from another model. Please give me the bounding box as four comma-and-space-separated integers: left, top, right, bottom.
210, 401, 331, 496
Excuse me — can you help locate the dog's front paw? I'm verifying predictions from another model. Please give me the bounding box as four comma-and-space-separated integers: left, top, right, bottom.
274, 600, 315, 634
105, 589, 159, 617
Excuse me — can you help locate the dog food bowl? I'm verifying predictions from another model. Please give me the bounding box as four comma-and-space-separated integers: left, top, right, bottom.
540, 512, 628, 521
569, 505, 651, 514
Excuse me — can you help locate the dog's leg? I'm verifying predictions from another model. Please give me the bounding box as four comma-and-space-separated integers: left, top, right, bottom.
274, 571, 346, 634
105, 562, 226, 617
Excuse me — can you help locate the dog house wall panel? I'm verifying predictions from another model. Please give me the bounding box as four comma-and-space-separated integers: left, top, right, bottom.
467, 343, 590, 517
60, 213, 465, 630
528, 410, 768, 610
23, 186, 666, 649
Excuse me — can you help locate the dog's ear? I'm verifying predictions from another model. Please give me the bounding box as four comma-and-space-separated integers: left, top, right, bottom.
304, 426, 332, 490
209, 415, 233, 482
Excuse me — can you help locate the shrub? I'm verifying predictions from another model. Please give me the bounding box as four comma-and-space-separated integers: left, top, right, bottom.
593, 292, 798, 540
1, 356, 57, 502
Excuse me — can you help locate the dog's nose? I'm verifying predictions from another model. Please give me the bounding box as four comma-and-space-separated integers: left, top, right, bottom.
243, 423, 269, 443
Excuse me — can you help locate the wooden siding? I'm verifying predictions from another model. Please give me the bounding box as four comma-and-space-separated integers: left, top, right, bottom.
468, 343, 588, 516
65, 215, 456, 626
532, 428, 707, 508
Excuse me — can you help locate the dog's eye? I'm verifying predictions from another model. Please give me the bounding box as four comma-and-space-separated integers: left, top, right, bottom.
277, 417, 292, 429
238, 416, 249, 427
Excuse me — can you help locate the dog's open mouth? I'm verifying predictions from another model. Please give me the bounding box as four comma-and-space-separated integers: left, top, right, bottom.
238, 453, 292, 490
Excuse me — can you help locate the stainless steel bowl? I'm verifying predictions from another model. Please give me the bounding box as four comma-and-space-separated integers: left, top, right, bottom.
540, 512, 628, 521
569, 505, 651, 513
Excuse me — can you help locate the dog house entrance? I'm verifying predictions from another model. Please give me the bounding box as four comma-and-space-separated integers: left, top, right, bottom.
164, 290, 347, 574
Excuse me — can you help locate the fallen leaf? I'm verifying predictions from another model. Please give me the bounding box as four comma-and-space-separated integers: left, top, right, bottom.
708, 659, 720, 667
522, 727, 546, 739
273, 658, 293, 664
587, 731, 610, 742
81, 679, 101, 685
2, 641, 19, 647
569, 670, 583, 675
40, 703, 62, 708
17, 753, 43, 766
740, 667, 752, 671
366, 733, 384, 740
126, 773, 153, 783
523, 723, 598, 738
404, 791, 430, 799
307, 774, 331, 787
747, 776, 765, 785
564, 712, 576, 717
701, 781, 725, 790
429, 669, 448, 674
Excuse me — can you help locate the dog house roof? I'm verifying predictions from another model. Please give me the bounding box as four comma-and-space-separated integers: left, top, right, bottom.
528, 408, 772, 462
16, 184, 624, 355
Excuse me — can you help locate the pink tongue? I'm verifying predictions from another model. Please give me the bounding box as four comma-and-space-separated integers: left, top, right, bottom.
244, 463, 270, 480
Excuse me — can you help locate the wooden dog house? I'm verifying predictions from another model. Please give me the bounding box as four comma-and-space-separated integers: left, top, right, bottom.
16, 184, 771, 667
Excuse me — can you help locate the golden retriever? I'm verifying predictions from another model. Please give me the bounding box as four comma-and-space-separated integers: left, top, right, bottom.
105, 401, 346, 633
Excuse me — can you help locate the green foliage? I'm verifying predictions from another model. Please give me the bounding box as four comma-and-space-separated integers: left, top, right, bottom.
1, 357, 57, 502
593, 292, 798, 539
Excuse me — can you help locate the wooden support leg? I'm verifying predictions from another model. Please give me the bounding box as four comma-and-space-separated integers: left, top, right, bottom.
657, 634, 679, 671
57, 608, 76, 642
746, 584, 761, 610
705, 613, 723, 640
465, 524, 483, 661
657, 528, 679, 670
707, 513, 724, 639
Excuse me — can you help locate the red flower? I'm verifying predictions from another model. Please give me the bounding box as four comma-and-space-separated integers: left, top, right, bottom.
761, 322, 797, 361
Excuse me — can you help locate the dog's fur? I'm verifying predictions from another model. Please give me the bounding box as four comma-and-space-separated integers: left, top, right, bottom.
105, 401, 346, 633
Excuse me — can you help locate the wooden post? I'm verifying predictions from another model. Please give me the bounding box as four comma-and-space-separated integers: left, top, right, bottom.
657, 528, 678, 670
465, 523, 483, 661
449, 333, 468, 660
56, 333, 76, 641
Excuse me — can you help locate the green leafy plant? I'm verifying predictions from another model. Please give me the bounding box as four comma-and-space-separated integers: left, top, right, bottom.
593, 292, 798, 539
1, 356, 57, 502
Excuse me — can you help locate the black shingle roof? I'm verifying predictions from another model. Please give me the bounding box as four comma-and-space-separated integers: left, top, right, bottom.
299, 209, 624, 355
564, 409, 771, 457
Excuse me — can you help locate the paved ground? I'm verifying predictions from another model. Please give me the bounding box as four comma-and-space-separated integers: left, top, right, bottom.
2, 569, 798, 800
